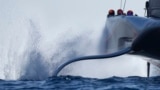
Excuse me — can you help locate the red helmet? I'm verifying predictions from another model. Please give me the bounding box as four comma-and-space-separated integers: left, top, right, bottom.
108, 9, 115, 15
127, 10, 133, 16
117, 9, 123, 15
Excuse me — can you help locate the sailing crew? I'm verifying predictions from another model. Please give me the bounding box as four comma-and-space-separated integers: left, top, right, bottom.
117, 9, 124, 15
127, 10, 133, 16
107, 9, 115, 17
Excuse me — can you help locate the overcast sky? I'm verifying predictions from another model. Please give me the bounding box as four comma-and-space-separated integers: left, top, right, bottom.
0, 0, 148, 36
44, 0, 148, 30
0, 0, 147, 24
0, 0, 148, 42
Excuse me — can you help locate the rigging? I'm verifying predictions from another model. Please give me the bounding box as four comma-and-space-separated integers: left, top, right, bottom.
123, 0, 127, 11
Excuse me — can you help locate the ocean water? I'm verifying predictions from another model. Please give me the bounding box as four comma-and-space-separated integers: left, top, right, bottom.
1, 76, 160, 90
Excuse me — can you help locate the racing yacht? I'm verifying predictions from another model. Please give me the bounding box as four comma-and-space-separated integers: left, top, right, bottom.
53, 0, 160, 77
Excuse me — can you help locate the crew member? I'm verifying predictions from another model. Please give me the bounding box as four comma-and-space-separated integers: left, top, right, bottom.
107, 9, 115, 17
117, 9, 123, 15
127, 10, 134, 16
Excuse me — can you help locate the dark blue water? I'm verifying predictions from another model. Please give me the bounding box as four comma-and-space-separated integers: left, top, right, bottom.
1, 76, 160, 90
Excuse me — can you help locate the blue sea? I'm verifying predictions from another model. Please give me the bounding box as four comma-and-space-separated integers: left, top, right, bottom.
1, 76, 160, 90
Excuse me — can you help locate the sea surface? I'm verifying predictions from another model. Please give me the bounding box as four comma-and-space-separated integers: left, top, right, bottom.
1, 76, 160, 90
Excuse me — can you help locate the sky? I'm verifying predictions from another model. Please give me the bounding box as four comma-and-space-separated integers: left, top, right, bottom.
0, 0, 147, 30
46, 0, 148, 33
